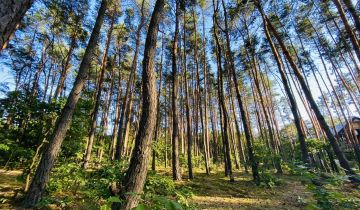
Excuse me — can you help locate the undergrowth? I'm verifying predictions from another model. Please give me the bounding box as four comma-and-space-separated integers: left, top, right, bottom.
290, 163, 360, 209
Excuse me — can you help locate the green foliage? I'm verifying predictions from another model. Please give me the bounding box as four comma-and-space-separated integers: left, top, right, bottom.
289, 163, 360, 209
258, 172, 282, 188
306, 138, 326, 153
99, 172, 194, 210
253, 141, 273, 166
39, 161, 126, 209
0, 90, 93, 168
83, 161, 127, 199
100, 196, 122, 210
253, 141, 282, 172
307, 184, 360, 209
141, 172, 195, 209
62, 97, 93, 159
145, 172, 176, 195
0, 91, 63, 168
144, 195, 184, 210
48, 162, 85, 193
0, 144, 10, 152
152, 136, 170, 165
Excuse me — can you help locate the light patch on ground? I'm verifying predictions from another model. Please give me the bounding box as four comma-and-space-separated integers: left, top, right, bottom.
0, 169, 23, 209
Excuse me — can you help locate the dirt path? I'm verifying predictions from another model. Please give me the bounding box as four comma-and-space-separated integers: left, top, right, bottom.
182, 171, 314, 209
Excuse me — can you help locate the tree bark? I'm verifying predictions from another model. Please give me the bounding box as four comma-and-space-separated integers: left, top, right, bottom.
183, 10, 194, 179
331, 0, 360, 63
0, 0, 34, 51
213, 3, 233, 181
152, 33, 164, 171
22, 0, 108, 206
193, 8, 210, 175
115, 0, 145, 160
111, 0, 165, 208
341, 0, 360, 34
171, 0, 182, 181
53, 37, 77, 100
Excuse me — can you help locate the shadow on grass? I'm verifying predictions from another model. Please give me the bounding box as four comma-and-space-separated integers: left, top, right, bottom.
177, 170, 311, 209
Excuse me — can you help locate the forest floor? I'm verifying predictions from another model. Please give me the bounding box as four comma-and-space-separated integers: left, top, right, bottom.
185, 172, 312, 209
1, 167, 360, 209
0, 169, 23, 209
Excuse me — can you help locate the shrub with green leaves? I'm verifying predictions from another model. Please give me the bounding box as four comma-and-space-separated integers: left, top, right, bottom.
140, 172, 195, 209
258, 172, 282, 188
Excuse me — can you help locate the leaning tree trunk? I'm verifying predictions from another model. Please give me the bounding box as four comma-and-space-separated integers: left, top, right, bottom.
22, 0, 108, 207
53, 37, 77, 100
256, 1, 354, 175
341, 0, 360, 34
261, 18, 309, 163
111, 0, 165, 208
0, 0, 34, 51
331, 0, 360, 63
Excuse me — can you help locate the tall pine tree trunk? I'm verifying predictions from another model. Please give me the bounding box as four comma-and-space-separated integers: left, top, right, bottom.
152, 33, 164, 171
171, 0, 182, 181
111, 0, 165, 208
115, 1, 145, 160
213, 5, 233, 181
183, 10, 194, 179
22, 0, 108, 206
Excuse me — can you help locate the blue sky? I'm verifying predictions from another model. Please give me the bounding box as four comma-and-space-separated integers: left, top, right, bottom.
0, 0, 359, 134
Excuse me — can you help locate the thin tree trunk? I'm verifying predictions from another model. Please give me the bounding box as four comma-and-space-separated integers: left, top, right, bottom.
202, 9, 211, 168
171, 0, 182, 181
220, 0, 259, 181
341, 0, 360, 34
213, 3, 233, 181
83, 14, 115, 169
115, 1, 145, 160
331, 0, 360, 63
97, 57, 116, 163
192, 8, 210, 175
110, 61, 123, 160
152, 33, 164, 171
261, 19, 309, 163
54, 37, 77, 100
183, 10, 193, 179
